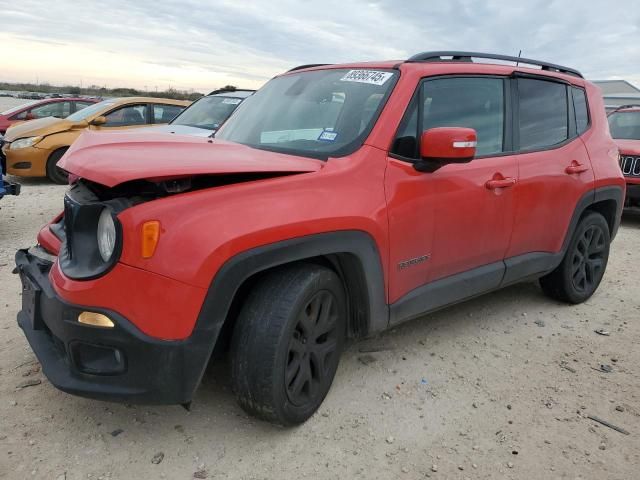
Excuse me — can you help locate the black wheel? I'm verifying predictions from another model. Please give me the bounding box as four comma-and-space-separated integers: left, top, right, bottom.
230, 263, 346, 425
46, 148, 69, 184
540, 211, 610, 304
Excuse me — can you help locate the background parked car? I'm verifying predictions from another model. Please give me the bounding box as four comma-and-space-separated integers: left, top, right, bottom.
0, 97, 99, 134
144, 89, 254, 136
2, 97, 190, 183
608, 104, 640, 207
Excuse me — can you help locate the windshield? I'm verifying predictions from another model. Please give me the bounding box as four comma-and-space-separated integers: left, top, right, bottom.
608, 111, 640, 140
66, 99, 116, 121
171, 95, 244, 130
2, 101, 37, 115
215, 68, 398, 158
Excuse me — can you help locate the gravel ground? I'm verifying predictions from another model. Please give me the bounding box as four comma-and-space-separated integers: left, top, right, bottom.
1, 178, 639, 480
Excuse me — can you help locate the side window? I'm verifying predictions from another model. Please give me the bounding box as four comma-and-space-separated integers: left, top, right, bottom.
103, 104, 148, 126
391, 77, 505, 158
11, 111, 28, 120
74, 101, 94, 112
518, 79, 568, 150
571, 87, 589, 134
29, 102, 72, 119
153, 104, 183, 124
391, 99, 418, 158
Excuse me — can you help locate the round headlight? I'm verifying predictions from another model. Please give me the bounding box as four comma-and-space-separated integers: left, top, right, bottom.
97, 209, 116, 262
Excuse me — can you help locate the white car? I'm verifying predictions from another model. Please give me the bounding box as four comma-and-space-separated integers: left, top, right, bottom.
144, 89, 254, 137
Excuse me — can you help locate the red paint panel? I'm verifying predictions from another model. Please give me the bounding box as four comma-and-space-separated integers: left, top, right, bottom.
50, 260, 206, 340
59, 132, 322, 187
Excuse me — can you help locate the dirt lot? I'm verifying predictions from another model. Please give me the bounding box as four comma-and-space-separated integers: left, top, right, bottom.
1, 178, 639, 480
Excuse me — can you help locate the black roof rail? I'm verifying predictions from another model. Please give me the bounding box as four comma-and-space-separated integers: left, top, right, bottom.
611, 104, 640, 111
287, 63, 331, 72
208, 88, 256, 95
406, 51, 583, 78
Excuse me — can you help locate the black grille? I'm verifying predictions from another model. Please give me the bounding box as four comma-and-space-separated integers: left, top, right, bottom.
620, 155, 640, 177
63, 194, 77, 260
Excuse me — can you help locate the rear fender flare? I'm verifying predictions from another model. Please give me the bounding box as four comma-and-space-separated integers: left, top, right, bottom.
563, 186, 624, 251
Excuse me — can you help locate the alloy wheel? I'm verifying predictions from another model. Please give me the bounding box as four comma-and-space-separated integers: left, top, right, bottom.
285, 290, 340, 407
571, 224, 606, 293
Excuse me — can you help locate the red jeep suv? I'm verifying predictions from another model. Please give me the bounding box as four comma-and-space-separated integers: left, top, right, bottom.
15, 52, 624, 425
608, 105, 640, 207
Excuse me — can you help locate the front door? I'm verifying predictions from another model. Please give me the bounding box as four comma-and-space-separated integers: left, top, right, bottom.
385, 76, 517, 316
90, 104, 151, 131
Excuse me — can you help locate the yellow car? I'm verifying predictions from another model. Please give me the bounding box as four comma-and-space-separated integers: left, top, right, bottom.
3, 97, 190, 183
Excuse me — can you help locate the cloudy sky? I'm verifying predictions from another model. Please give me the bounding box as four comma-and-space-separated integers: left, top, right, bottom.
2, 0, 639, 92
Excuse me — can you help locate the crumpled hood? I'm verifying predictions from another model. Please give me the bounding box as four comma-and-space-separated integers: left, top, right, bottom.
615, 139, 640, 156
124, 124, 214, 137
4, 116, 76, 141
59, 130, 323, 187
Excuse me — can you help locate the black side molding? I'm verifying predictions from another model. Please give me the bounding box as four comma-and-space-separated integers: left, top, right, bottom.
389, 261, 505, 326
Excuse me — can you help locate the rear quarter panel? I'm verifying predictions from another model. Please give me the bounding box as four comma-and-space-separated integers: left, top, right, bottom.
582, 83, 625, 192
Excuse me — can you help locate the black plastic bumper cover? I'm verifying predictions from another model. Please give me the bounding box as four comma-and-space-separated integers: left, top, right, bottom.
15, 249, 211, 405
626, 184, 640, 201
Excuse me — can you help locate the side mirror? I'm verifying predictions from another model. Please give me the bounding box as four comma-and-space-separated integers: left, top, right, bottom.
90, 116, 107, 126
415, 127, 477, 173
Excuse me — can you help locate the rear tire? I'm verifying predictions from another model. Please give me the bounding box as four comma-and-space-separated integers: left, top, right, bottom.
540, 211, 610, 304
46, 148, 69, 185
230, 263, 346, 425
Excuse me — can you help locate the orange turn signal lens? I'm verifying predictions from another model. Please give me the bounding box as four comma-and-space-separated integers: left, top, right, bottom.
141, 221, 161, 258
78, 311, 114, 328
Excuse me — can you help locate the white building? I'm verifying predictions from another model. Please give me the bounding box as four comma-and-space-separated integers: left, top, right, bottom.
592, 80, 640, 111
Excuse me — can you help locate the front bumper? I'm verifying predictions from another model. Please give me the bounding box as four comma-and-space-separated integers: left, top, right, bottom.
5, 144, 49, 177
15, 248, 212, 405
625, 182, 640, 203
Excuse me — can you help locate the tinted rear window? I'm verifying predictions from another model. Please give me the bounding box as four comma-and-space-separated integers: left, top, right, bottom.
518, 79, 568, 150
572, 87, 589, 134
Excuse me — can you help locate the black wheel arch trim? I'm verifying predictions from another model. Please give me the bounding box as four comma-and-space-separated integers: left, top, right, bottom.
189, 230, 388, 394
563, 185, 623, 251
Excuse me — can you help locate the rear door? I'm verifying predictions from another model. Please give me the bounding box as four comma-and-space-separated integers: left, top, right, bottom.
385, 76, 518, 308
152, 104, 184, 124
505, 77, 594, 264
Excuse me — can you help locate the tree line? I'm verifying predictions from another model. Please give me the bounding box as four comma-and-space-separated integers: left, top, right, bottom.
0, 82, 240, 101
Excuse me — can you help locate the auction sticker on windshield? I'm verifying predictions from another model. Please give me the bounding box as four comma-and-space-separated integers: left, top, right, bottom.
340, 70, 393, 86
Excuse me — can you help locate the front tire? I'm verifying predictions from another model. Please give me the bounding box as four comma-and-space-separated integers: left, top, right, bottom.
540, 211, 610, 304
46, 148, 69, 184
230, 263, 346, 425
